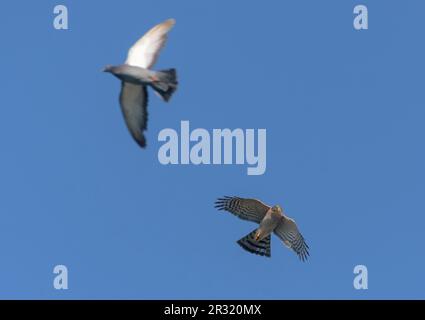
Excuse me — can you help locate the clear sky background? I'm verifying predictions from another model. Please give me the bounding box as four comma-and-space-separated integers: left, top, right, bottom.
0, 0, 424, 299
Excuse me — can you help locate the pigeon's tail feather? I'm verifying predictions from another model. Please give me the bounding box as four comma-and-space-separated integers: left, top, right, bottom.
237, 230, 271, 257
151, 68, 178, 102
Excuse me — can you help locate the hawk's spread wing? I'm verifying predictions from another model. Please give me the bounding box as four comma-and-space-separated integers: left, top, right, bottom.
119, 82, 148, 148
274, 216, 309, 261
125, 19, 175, 69
215, 196, 270, 224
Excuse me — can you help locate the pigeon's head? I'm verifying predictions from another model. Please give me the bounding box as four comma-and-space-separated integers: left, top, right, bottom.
102, 65, 114, 73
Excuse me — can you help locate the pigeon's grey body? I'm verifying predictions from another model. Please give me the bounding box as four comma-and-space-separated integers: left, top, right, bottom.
106, 65, 157, 85
103, 19, 178, 148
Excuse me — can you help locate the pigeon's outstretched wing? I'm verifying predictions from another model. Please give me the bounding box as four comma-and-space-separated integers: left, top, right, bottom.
215, 196, 270, 224
126, 19, 175, 69
274, 216, 309, 261
119, 82, 148, 148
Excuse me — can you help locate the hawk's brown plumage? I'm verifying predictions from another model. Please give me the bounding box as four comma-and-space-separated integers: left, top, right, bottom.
215, 196, 309, 261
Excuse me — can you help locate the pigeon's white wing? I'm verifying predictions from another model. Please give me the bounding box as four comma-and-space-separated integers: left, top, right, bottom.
125, 19, 175, 69
274, 216, 309, 261
119, 82, 148, 148
215, 196, 271, 224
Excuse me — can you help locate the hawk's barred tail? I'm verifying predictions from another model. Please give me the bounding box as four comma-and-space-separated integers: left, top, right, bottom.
237, 230, 271, 258
151, 68, 178, 102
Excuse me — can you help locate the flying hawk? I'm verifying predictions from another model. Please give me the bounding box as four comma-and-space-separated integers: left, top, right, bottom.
215, 196, 309, 260
103, 19, 178, 148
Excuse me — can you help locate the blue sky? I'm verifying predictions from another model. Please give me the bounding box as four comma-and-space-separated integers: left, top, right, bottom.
0, 0, 424, 299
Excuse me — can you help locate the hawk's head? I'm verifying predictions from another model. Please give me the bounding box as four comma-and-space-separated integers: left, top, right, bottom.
272, 205, 282, 214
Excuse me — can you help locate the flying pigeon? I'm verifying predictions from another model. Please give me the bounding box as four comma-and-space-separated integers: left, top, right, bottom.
215, 196, 309, 260
103, 19, 178, 148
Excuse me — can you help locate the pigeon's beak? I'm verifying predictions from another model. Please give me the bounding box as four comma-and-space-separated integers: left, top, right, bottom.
102, 65, 112, 73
